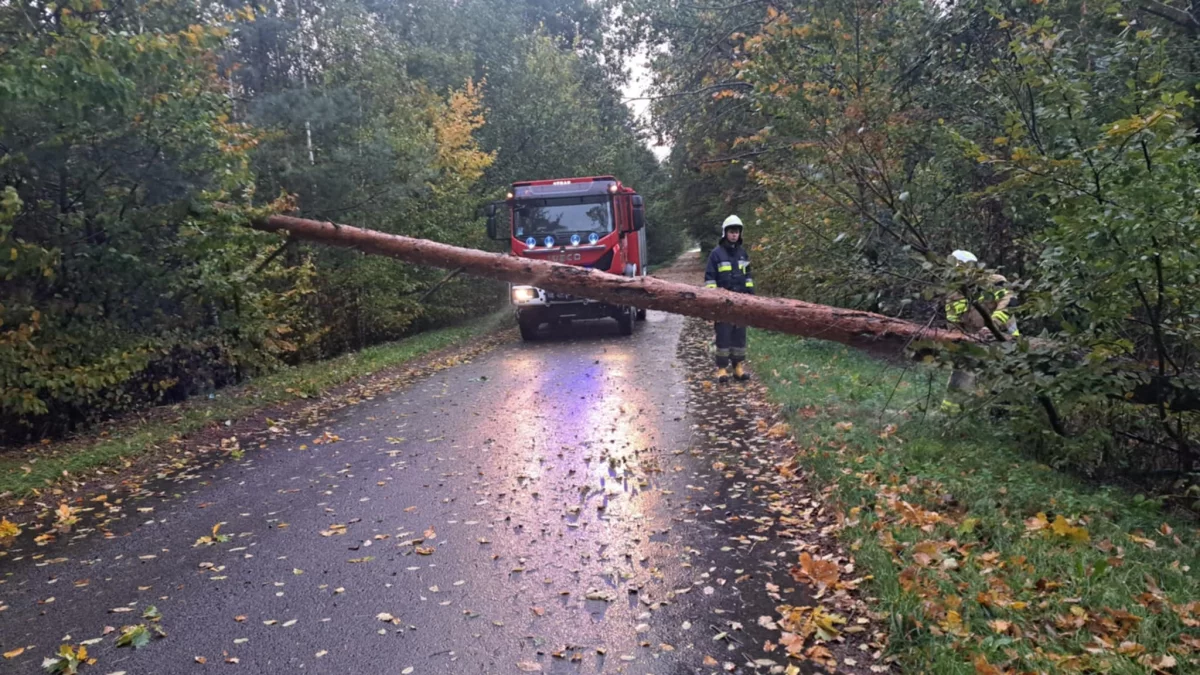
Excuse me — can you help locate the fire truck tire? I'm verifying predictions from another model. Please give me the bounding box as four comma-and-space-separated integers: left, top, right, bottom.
518, 316, 540, 342
616, 306, 635, 336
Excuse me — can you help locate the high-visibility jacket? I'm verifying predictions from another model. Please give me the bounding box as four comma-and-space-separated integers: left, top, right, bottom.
946, 287, 1019, 336
704, 240, 754, 294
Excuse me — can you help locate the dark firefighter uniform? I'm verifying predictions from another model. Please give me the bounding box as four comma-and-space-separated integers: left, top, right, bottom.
705, 225, 754, 382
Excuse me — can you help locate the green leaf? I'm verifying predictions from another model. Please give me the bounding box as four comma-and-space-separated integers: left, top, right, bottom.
115, 624, 152, 649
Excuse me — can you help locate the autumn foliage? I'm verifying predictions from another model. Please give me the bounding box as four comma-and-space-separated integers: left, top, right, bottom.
625, 0, 1200, 485
0, 0, 674, 442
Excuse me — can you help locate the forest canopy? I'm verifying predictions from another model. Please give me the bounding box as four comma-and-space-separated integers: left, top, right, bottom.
0, 0, 680, 441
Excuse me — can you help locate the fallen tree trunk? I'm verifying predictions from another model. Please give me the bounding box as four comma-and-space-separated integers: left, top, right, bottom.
252, 214, 970, 351
250, 214, 1200, 413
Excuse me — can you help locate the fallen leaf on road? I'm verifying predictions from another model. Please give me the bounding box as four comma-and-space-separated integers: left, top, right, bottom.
0, 518, 21, 541
42, 644, 88, 674
320, 524, 347, 537
790, 552, 840, 593
3, 647, 24, 659
194, 523, 230, 547
517, 662, 542, 672
115, 625, 151, 649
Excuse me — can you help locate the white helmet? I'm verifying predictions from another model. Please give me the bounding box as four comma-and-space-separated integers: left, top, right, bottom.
722, 214, 744, 234
950, 250, 977, 264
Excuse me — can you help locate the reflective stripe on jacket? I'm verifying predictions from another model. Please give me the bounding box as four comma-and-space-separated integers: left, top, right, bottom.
945, 289, 1019, 335
704, 240, 754, 294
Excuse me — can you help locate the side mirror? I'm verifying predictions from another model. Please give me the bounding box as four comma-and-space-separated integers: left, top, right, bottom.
484, 201, 506, 240
631, 195, 646, 231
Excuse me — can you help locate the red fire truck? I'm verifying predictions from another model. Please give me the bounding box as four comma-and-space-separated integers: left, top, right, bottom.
485, 176, 648, 341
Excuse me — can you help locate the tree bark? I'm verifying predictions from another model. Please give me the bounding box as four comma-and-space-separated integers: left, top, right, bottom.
251, 214, 970, 351
248, 214, 1200, 413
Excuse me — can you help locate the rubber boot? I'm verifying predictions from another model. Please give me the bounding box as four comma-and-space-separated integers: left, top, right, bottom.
733, 362, 749, 381
715, 367, 729, 384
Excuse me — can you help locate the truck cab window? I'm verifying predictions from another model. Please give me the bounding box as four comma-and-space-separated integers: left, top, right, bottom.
513, 196, 613, 238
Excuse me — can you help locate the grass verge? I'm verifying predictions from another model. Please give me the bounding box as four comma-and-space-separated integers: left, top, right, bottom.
751, 330, 1199, 674
0, 311, 511, 498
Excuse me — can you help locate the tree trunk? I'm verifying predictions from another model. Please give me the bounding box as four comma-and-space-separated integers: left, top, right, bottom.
248, 214, 1200, 413
251, 214, 970, 351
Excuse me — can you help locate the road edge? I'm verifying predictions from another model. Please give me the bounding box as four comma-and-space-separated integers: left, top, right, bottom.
0, 312, 515, 517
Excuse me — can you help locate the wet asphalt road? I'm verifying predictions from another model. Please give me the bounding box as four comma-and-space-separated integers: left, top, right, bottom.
0, 302, 812, 674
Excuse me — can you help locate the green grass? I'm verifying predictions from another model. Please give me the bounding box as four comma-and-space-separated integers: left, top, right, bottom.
0, 312, 512, 498
751, 330, 1200, 674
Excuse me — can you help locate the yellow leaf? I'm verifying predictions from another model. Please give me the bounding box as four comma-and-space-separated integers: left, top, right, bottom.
3, 647, 25, 659
766, 422, 791, 439
0, 518, 20, 539
939, 610, 968, 636
1130, 534, 1157, 549
1050, 515, 1090, 543
1025, 512, 1050, 532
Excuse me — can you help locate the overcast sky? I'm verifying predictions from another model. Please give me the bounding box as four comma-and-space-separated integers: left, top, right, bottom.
619, 49, 672, 162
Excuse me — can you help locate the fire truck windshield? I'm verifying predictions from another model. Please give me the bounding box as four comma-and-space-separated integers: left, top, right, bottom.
513, 196, 613, 239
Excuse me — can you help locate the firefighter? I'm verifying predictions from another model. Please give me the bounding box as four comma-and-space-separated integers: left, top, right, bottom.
942, 250, 1018, 412
704, 215, 755, 383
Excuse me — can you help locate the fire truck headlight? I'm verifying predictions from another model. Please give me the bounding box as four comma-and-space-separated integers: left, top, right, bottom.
512, 287, 538, 303
588, 232, 600, 245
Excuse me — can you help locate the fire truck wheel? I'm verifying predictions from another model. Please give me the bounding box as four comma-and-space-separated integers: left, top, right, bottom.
616, 306, 635, 336
518, 316, 541, 341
